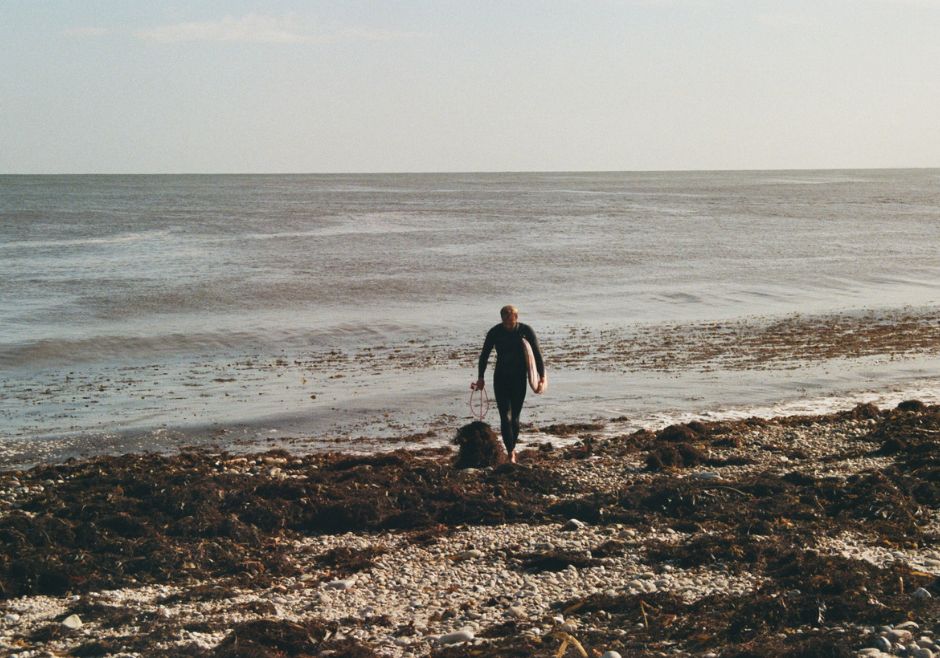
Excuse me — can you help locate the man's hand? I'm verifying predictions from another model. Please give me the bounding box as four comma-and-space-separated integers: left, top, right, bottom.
471, 379, 485, 391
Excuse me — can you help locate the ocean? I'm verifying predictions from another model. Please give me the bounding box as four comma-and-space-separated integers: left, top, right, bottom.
2, 170, 940, 466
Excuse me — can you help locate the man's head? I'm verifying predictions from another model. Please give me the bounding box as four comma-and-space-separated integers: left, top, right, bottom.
500, 304, 518, 329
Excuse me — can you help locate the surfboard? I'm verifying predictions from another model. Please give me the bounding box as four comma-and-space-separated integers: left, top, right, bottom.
521, 337, 546, 394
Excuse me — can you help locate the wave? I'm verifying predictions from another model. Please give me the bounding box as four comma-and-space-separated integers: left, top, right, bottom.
0, 321, 421, 369
0, 229, 173, 251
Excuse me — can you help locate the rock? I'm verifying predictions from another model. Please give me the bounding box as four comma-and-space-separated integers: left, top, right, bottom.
897, 622, 921, 631
911, 649, 935, 658
857, 650, 888, 657
887, 629, 913, 643
692, 471, 720, 480
563, 519, 587, 531
875, 636, 892, 652
912, 587, 933, 600
4, 613, 20, 624
455, 549, 484, 560
439, 630, 475, 645
61, 614, 83, 630
508, 606, 526, 619
601, 652, 623, 658
325, 578, 355, 590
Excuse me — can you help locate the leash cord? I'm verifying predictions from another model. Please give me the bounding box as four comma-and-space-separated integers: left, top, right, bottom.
469, 385, 489, 421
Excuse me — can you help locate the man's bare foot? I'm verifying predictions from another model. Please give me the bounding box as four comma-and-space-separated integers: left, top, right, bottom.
509, 451, 517, 464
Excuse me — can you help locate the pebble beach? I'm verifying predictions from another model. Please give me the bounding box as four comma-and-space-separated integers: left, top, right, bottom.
2, 402, 938, 657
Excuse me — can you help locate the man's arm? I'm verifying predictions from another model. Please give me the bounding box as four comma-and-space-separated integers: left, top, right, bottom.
477, 328, 495, 381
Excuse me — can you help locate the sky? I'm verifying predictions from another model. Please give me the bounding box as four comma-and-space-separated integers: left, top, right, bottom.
1, 0, 939, 173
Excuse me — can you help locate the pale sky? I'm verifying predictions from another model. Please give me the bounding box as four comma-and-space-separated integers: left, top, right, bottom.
2, 1, 939, 173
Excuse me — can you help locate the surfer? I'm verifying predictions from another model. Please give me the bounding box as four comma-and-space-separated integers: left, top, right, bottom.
474, 305, 545, 463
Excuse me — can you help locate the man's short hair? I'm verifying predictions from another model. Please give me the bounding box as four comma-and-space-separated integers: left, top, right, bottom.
500, 305, 518, 319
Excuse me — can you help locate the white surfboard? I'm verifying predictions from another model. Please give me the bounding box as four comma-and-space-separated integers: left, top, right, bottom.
522, 337, 546, 394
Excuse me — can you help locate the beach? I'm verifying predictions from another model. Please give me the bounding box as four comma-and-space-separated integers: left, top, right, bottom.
3, 172, 940, 656
2, 402, 938, 657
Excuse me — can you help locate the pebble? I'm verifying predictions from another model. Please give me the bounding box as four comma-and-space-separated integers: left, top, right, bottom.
692, 471, 720, 480
887, 629, 913, 643
875, 636, 892, 652
61, 614, 83, 630
911, 649, 935, 658
563, 519, 587, 531
438, 630, 475, 645
912, 587, 933, 600
325, 578, 355, 590
455, 549, 484, 560
601, 652, 623, 658
508, 606, 526, 619
897, 622, 921, 631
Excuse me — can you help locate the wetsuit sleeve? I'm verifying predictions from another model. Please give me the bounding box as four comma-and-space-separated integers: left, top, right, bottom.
524, 325, 545, 377
478, 328, 495, 379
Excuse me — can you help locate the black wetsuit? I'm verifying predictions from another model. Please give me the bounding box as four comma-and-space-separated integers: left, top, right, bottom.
477, 322, 544, 454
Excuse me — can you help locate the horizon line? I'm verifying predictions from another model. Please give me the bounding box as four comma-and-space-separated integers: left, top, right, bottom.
2, 165, 939, 176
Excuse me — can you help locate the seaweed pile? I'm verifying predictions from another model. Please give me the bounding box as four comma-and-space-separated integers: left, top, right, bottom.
0, 448, 562, 599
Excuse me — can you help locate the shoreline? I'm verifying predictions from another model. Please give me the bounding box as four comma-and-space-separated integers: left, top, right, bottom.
6, 305, 940, 471
2, 402, 939, 657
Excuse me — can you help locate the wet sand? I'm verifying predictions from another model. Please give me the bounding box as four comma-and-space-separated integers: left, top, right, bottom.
1, 402, 938, 657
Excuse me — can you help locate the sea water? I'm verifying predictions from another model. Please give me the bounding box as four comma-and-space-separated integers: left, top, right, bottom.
2, 170, 940, 464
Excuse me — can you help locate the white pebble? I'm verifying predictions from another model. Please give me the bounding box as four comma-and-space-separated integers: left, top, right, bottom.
438, 630, 475, 645
61, 614, 83, 630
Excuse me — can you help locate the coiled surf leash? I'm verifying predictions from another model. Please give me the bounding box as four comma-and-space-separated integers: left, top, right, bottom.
469, 381, 489, 421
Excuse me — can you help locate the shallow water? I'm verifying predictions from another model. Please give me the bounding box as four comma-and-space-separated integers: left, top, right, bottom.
2, 170, 940, 465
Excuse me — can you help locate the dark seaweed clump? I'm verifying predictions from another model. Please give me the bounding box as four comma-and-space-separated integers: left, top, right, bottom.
452, 421, 507, 469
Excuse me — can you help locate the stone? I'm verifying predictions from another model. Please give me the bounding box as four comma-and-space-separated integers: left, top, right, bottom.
508, 606, 526, 619
61, 614, 83, 630
910, 649, 934, 658
601, 652, 623, 658
912, 587, 933, 600
897, 622, 921, 631
563, 519, 587, 531
325, 578, 355, 590
887, 629, 913, 643
439, 630, 475, 645
692, 471, 720, 480
455, 549, 484, 560
875, 636, 892, 652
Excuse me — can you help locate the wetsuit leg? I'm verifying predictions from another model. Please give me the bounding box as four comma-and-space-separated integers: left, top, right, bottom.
494, 370, 527, 454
